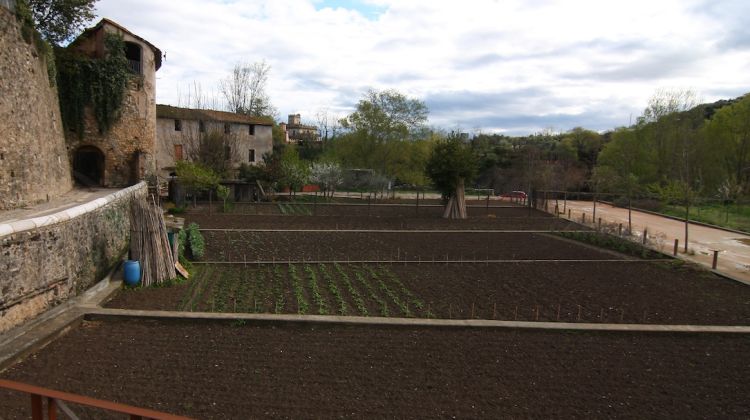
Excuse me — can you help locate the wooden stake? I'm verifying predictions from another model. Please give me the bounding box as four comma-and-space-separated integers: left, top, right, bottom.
471, 303, 475, 319
577, 305, 582, 321
514, 306, 518, 320
556, 304, 560, 321
449, 304, 452, 319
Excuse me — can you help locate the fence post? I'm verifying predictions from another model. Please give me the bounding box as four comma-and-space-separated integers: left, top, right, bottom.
568, 209, 571, 219
581, 212, 586, 224
673, 239, 679, 256
642, 228, 648, 245
712, 250, 719, 269
597, 217, 601, 231
618, 223, 622, 236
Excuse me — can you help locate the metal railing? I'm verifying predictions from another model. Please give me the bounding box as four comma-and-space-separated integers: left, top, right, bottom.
0, 379, 193, 420
127, 59, 142, 74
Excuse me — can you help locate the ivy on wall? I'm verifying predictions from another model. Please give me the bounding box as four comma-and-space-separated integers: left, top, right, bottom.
55, 33, 129, 137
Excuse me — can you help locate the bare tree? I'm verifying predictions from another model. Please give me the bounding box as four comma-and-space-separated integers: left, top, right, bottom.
219, 60, 278, 118
176, 81, 221, 110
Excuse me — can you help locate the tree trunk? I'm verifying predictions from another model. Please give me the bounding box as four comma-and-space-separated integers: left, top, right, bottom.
443, 179, 468, 219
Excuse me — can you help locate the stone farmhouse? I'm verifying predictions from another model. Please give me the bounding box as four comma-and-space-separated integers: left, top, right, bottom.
66, 18, 162, 187
155, 105, 274, 179
279, 113, 320, 143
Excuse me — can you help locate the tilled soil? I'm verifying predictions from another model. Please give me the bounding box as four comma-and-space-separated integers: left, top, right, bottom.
189, 202, 535, 218
1, 319, 748, 419
105, 261, 750, 325
199, 231, 619, 262
186, 213, 580, 231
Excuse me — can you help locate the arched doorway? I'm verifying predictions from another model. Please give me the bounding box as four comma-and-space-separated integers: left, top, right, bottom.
73, 146, 105, 186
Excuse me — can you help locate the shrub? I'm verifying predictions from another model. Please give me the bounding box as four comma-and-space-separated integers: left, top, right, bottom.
186, 223, 205, 260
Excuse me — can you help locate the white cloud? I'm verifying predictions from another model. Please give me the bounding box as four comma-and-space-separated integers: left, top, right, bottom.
93, 0, 750, 134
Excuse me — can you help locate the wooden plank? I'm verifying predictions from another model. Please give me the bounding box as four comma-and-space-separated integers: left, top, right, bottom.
175, 261, 190, 279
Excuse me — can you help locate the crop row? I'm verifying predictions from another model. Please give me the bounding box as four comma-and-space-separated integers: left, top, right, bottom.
176, 264, 425, 317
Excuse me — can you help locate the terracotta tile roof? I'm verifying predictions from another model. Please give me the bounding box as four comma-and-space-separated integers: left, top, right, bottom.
156, 105, 273, 126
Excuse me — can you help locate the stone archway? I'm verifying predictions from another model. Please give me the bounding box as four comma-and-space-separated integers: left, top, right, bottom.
73, 146, 105, 186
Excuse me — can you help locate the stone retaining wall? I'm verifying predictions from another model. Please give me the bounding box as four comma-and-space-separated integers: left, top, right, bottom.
0, 183, 147, 333
0, 7, 72, 210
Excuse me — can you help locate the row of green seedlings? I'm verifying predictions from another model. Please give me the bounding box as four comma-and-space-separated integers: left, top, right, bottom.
177, 263, 424, 318
278, 203, 312, 216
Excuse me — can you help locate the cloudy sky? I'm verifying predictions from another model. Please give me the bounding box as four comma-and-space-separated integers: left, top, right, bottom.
93, 0, 750, 135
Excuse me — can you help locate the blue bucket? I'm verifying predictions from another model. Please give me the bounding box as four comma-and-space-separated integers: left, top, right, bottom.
123, 260, 141, 286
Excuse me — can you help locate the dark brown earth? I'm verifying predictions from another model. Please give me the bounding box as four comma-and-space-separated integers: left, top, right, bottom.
186, 213, 580, 231
199, 231, 620, 262
105, 261, 750, 325
1, 319, 748, 419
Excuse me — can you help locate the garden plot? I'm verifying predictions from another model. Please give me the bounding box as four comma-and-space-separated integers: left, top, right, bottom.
194, 202, 538, 218
106, 260, 750, 325
200, 231, 620, 262
186, 213, 579, 231
1, 319, 748, 419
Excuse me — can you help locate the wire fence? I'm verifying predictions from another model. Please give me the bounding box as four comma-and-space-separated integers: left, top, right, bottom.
535, 190, 750, 234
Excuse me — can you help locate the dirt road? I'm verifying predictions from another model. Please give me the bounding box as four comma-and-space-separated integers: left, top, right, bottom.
559, 200, 750, 283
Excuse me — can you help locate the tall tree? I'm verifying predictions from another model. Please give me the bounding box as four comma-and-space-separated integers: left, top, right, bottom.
26, 0, 97, 45
220, 60, 277, 118
425, 136, 478, 219
339, 89, 428, 176
704, 94, 750, 193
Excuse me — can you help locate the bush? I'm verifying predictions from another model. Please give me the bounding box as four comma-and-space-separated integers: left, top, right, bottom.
185, 223, 205, 260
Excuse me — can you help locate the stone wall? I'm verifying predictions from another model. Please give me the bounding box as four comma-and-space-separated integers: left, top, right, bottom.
155, 118, 273, 178
0, 7, 72, 210
65, 22, 160, 187
0, 182, 147, 333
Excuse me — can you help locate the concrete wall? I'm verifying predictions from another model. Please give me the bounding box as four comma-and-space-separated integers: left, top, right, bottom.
0, 183, 147, 333
155, 118, 273, 178
0, 7, 73, 210
65, 24, 159, 187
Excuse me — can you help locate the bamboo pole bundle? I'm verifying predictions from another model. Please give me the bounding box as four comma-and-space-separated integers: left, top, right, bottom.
130, 197, 176, 287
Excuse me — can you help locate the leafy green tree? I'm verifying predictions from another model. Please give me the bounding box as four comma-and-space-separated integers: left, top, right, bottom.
703, 94, 750, 193
279, 147, 309, 195
338, 89, 428, 176
176, 160, 220, 205
425, 136, 478, 219
25, 0, 97, 45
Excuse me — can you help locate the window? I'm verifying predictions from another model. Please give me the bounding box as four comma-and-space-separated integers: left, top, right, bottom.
199, 120, 205, 133
174, 144, 183, 161
248, 149, 256, 162
249, 124, 255, 135
124, 42, 142, 74
224, 123, 231, 134
174, 119, 182, 131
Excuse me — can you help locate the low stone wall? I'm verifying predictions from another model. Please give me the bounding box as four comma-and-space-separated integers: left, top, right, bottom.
0, 183, 147, 333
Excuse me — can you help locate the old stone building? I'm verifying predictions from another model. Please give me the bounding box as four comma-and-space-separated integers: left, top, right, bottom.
0, 4, 72, 210
155, 105, 273, 178
65, 19, 162, 187
279, 114, 320, 143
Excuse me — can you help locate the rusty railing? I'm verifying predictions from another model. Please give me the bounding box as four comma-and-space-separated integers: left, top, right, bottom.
0, 379, 193, 420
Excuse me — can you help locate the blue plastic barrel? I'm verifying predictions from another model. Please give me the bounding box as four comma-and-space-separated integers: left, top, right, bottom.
123, 260, 141, 286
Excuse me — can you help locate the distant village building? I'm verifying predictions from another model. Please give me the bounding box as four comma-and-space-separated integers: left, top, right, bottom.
155, 105, 273, 178
279, 114, 320, 143
66, 19, 162, 187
